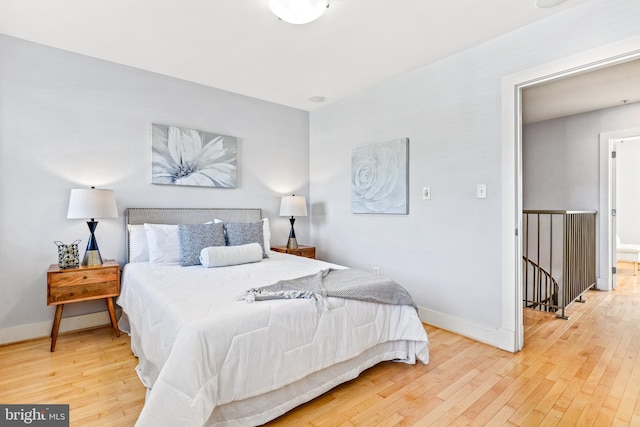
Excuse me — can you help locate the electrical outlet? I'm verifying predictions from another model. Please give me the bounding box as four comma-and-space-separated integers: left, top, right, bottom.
422, 186, 431, 200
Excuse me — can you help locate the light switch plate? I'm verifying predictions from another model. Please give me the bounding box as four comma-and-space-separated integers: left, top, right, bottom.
423, 186, 431, 200
477, 184, 487, 199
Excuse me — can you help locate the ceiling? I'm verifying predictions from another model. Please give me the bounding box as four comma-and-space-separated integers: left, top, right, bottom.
523, 58, 640, 124
1, 0, 636, 120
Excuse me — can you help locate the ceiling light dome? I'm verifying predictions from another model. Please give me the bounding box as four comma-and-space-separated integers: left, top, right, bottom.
269, 0, 329, 25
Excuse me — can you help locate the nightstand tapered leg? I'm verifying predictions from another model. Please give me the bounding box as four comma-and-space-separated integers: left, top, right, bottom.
50, 304, 64, 352
106, 297, 120, 337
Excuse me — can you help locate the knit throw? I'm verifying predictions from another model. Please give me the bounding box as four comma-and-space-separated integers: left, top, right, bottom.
237, 268, 417, 311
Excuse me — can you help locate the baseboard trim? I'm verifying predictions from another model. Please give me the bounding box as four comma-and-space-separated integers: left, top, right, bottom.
418, 307, 517, 353
0, 310, 116, 346
596, 276, 611, 291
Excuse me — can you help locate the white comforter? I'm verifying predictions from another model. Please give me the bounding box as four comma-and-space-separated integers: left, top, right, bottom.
117, 253, 429, 427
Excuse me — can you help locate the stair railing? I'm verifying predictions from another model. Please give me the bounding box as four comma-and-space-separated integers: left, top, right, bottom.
522, 256, 559, 312
522, 210, 597, 319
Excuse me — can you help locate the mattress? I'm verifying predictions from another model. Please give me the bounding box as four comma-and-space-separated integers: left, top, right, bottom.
117, 252, 429, 427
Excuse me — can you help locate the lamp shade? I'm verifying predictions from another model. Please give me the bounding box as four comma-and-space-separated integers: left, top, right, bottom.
279, 195, 307, 217
268, 0, 328, 25
67, 188, 118, 219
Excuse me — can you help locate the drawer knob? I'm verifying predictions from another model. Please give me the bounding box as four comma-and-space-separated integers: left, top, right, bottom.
83, 275, 88, 280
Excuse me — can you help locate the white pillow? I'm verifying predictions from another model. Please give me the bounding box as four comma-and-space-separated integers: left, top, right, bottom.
200, 243, 263, 268
127, 224, 149, 263
144, 223, 181, 265
214, 218, 272, 255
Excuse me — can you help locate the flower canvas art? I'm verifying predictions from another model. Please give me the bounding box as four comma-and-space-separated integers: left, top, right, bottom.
151, 124, 237, 188
351, 138, 409, 214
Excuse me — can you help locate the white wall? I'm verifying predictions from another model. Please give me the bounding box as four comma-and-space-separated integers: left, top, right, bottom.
0, 35, 310, 343
616, 137, 640, 244
309, 0, 640, 349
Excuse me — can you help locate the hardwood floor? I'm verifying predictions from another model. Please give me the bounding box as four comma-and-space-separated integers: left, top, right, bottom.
2, 263, 640, 426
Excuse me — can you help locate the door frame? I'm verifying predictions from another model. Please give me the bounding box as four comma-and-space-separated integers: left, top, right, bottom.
501, 35, 640, 352
599, 131, 640, 291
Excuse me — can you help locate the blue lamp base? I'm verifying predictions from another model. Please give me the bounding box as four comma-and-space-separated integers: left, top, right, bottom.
286, 217, 298, 249
82, 220, 103, 266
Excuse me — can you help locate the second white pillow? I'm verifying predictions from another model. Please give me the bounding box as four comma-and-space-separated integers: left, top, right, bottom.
144, 223, 181, 265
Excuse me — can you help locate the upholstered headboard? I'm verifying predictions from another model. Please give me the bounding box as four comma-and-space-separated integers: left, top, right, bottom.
125, 207, 262, 262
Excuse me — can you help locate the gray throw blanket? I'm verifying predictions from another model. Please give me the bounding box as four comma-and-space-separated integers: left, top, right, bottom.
237, 268, 417, 311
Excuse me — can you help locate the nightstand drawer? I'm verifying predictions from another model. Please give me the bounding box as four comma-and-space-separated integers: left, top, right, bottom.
289, 248, 315, 258
48, 267, 118, 287
48, 280, 119, 304
271, 245, 316, 259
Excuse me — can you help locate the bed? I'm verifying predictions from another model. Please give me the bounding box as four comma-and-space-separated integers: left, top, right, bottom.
117, 207, 429, 427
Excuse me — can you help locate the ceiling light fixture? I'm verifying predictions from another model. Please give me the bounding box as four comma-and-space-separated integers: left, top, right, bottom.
269, 0, 329, 25
308, 96, 326, 103
535, 0, 567, 8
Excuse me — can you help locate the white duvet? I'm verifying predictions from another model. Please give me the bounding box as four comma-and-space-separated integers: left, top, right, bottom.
117, 253, 429, 427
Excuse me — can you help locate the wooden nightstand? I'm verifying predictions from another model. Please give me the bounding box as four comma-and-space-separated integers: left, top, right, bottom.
47, 260, 121, 352
271, 245, 316, 259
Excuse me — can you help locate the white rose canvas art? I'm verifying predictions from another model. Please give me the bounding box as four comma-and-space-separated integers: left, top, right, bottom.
351, 138, 409, 214
151, 124, 237, 188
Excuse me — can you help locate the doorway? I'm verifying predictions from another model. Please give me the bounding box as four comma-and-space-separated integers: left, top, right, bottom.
502, 36, 640, 353
602, 134, 640, 290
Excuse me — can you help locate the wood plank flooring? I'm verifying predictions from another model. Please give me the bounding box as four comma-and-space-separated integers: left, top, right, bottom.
1, 263, 639, 426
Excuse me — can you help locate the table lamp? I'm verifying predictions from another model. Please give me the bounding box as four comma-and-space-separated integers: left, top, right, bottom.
67, 187, 118, 266
279, 195, 307, 249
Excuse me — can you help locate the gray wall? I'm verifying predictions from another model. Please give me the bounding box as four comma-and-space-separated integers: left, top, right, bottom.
309, 0, 640, 343
0, 35, 310, 340
523, 103, 640, 212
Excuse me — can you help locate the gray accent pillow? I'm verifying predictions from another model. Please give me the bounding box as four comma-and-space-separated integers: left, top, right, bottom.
178, 222, 226, 266
224, 221, 268, 258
